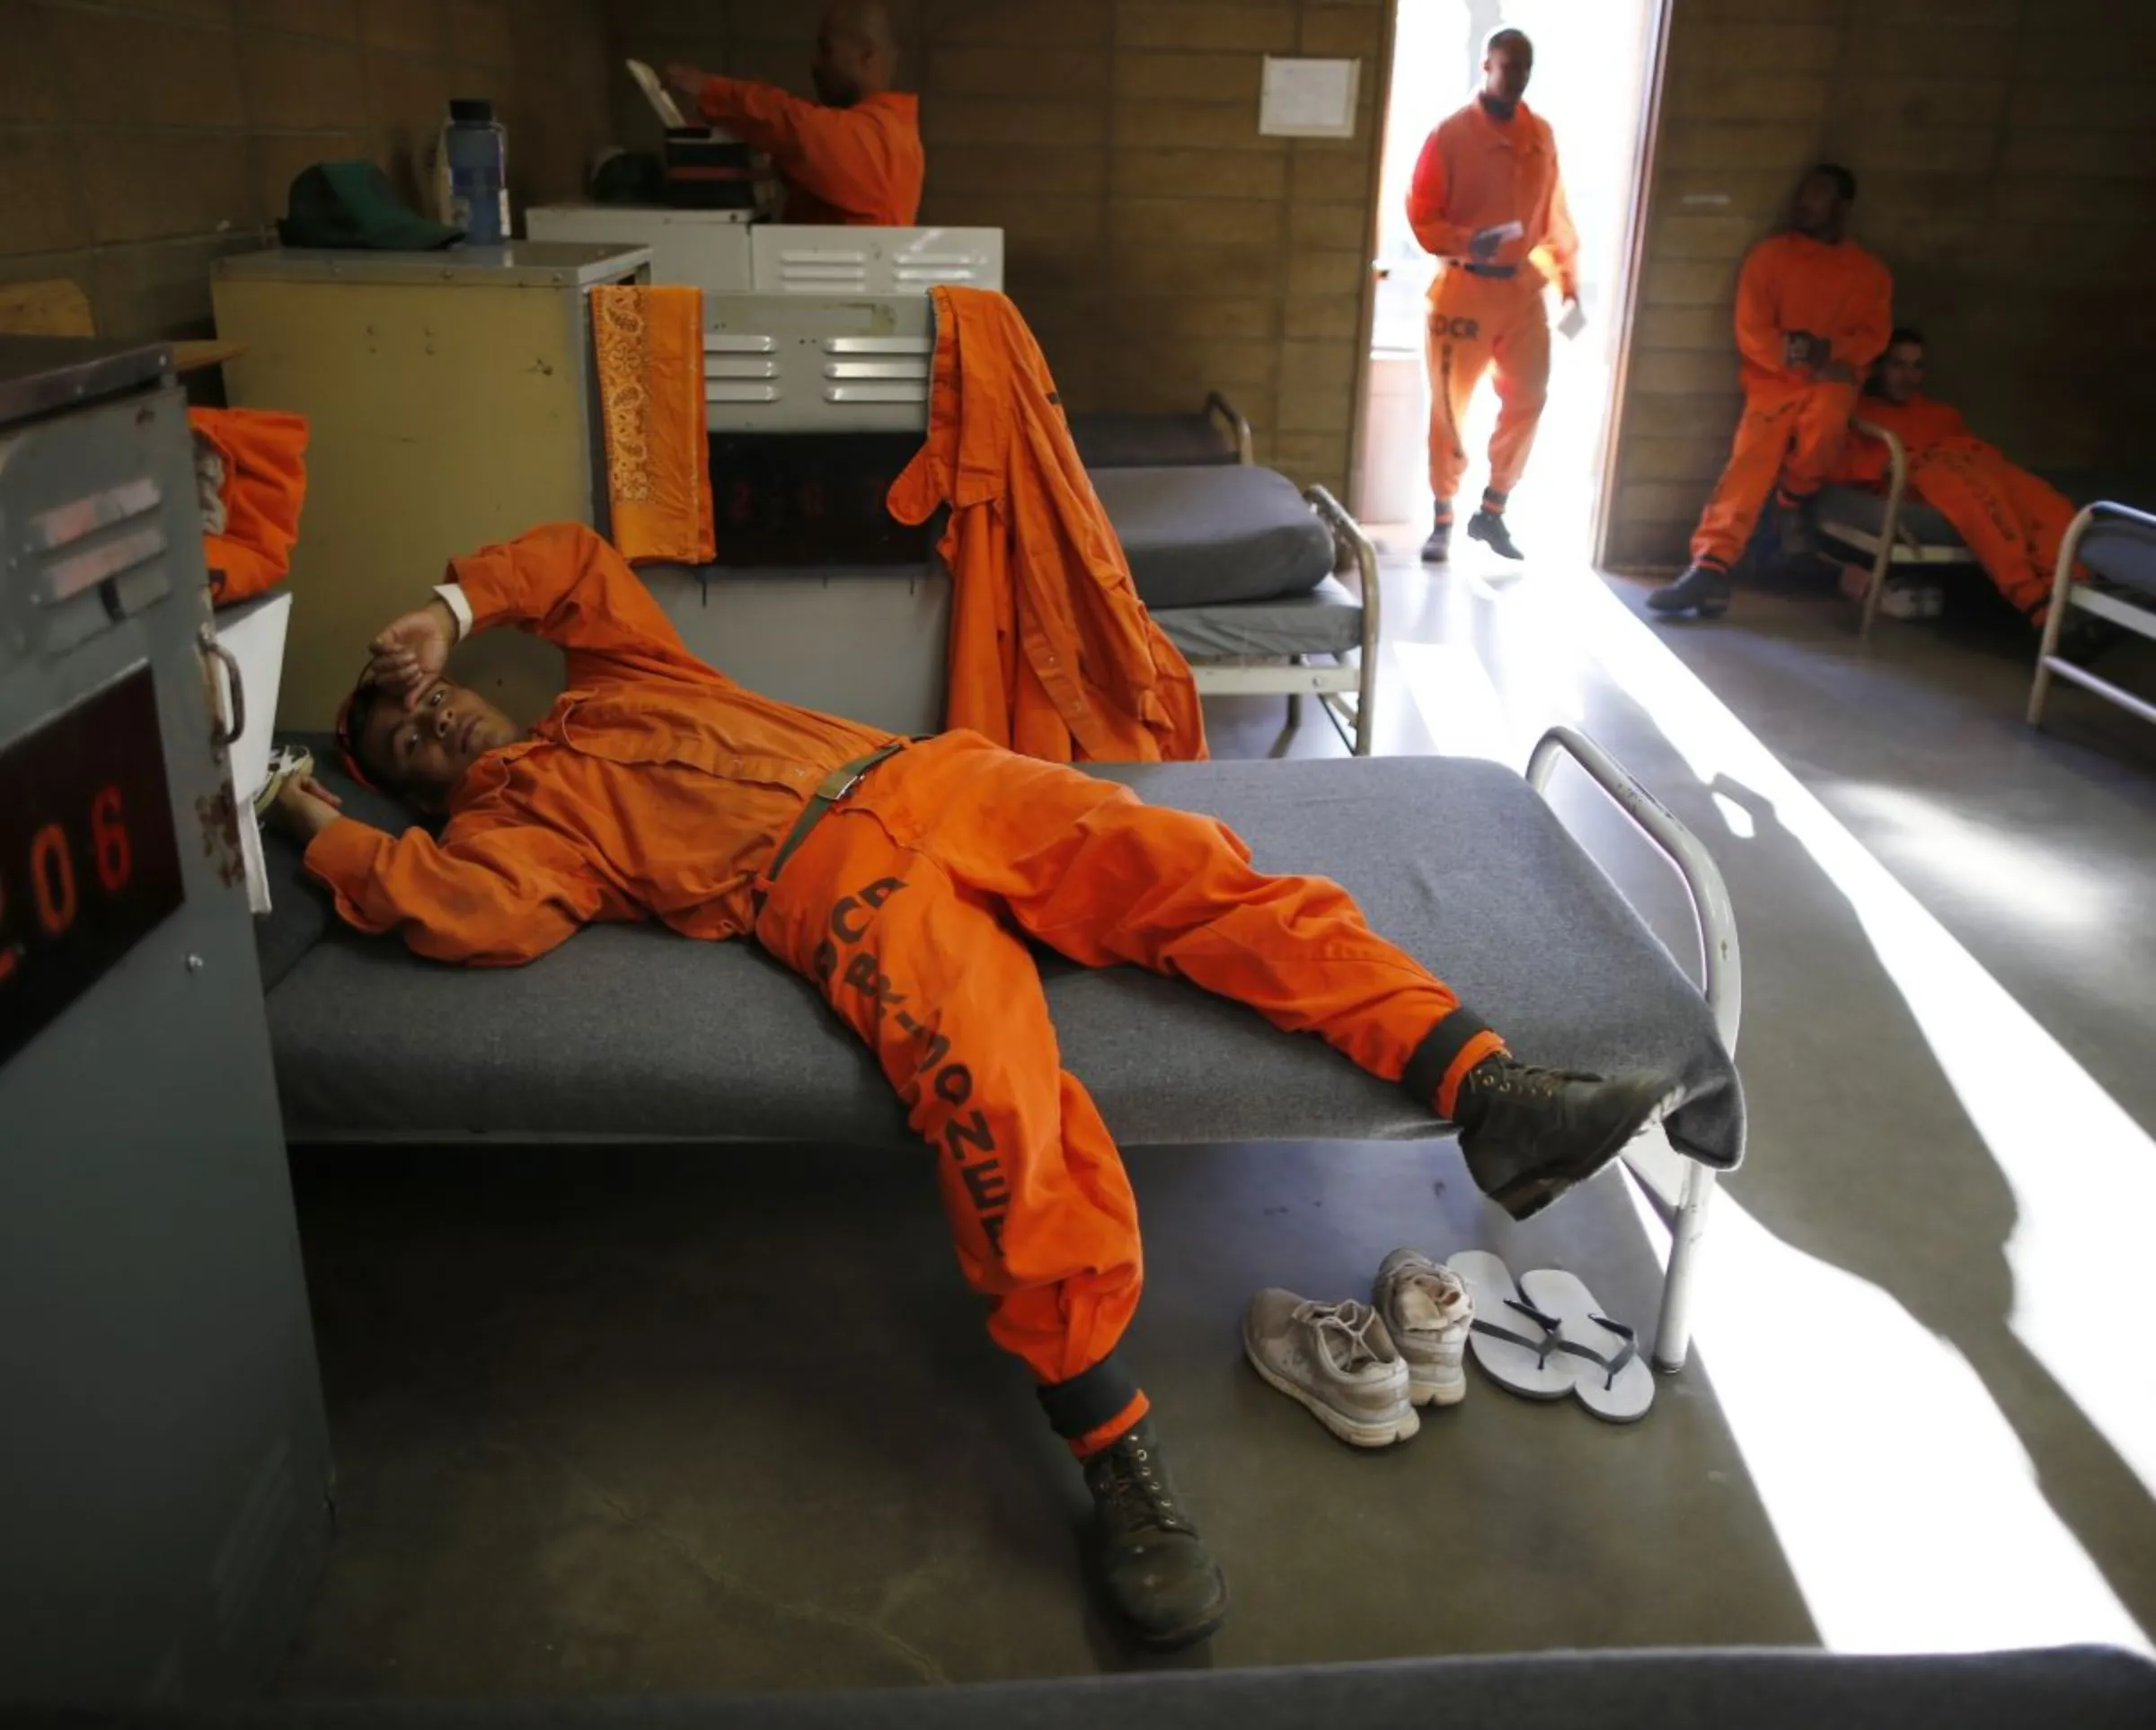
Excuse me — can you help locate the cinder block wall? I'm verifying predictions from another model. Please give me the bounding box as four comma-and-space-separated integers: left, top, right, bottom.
1607, 0, 2156, 570
607, 0, 1392, 496
0, 0, 614, 340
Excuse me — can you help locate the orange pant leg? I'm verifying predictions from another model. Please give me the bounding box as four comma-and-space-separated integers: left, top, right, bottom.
1485, 287, 1551, 500
1782, 379, 1860, 496
1691, 383, 1807, 569
887, 737, 1507, 1113
1426, 270, 1497, 506
1908, 445, 2075, 620
755, 800, 1150, 1454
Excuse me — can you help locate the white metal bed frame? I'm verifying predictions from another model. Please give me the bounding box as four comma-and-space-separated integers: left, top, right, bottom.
1527, 725, 1741, 1376
2028, 499, 2156, 731
1204, 391, 1255, 467
1816, 417, 1981, 641
1176, 484, 1382, 757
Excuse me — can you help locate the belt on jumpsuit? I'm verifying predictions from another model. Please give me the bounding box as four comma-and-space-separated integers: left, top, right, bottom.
753, 739, 910, 914
1458, 260, 1519, 279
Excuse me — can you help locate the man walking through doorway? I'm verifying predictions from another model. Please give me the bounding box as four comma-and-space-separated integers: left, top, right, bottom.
1407, 27, 1580, 565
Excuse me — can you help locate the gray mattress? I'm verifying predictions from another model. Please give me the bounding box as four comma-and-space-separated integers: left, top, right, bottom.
2083, 514, 2156, 596
1815, 484, 1964, 549
1154, 575, 1363, 660
262, 755, 1744, 1169
1073, 410, 1239, 470
1095, 464, 1335, 609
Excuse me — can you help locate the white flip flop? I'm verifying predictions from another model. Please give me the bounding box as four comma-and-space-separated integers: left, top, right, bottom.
1447, 1250, 1574, 1400
1517, 1268, 1655, 1424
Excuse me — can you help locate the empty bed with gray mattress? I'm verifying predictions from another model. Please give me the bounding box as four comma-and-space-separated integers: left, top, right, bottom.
259, 734, 1744, 1371
1093, 464, 1380, 755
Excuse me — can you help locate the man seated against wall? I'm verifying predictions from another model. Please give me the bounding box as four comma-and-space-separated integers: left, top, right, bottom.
268, 519, 1678, 1651
1829, 327, 2105, 648
665, 0, 922, 226
1648, 164, 1893, 619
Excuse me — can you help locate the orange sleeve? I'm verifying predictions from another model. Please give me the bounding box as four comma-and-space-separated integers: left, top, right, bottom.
302, 816, 606, 967
449, 522, 714, 687
697, 76, 895, 216
1406, 128, 1473, 260
1541, 138, 1580, 301
1733, 244, 1793, 381
1836, 258, 1894, 374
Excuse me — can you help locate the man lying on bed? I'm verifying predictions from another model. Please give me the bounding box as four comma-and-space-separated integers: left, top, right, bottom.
270, 520, 1676, 1653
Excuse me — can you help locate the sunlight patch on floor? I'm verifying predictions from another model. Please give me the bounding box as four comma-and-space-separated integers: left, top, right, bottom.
1622, 1165, 2150, 1654
1393, 572, 2154, 1649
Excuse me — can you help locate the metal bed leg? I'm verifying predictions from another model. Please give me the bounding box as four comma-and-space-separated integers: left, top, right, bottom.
1305, 483, 1380, 757
1655, 1162, 1719, 1373
1526, 725, 1742, 1374
1851, 417, 1906, 643
2029, 502, 2107, 728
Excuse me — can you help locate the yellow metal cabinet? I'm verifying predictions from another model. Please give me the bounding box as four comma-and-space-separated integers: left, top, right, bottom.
211, 243, 649, 728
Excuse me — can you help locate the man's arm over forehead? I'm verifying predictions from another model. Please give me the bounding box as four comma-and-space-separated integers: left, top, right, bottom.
304, 813, 607, 967
450, 521, 718, 687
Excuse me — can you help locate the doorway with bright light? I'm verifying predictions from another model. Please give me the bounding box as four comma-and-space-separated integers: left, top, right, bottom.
1360, 0, 1661, 566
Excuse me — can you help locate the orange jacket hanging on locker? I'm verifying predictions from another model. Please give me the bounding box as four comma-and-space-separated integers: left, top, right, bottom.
1832, 394, 2081, 620
889, 287, 1207, 764
694, 77, 923, 225
1689, 233, 1893, 570
1407, 97, 1579, 508
189, 408, 309, 606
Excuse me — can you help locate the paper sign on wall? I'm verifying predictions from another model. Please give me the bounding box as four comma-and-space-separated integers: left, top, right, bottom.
1259, 57, 1361, 139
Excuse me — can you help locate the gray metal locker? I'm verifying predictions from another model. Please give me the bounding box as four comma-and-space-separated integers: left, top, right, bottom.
0, 337, 332, 1702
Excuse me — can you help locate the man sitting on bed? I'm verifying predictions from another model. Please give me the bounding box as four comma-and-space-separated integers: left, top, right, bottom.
270, 520, 1676, 1653
1828, 327, 2090, 635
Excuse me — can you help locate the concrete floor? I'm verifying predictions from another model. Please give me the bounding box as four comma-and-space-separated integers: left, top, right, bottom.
276, 542, 2156, 1694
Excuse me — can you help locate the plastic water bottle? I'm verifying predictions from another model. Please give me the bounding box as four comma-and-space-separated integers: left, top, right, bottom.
444, 98, 509, 244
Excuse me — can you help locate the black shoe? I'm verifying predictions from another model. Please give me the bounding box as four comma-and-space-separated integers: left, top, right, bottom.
1082, 1417, 1229, 1651
1466, 509, 1524, 560
1420, 513, 1453, 564
1646, 563, 1732, 616
1453, 1057, 1675, 1222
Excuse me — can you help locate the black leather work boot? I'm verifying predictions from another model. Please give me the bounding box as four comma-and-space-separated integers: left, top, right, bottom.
1420, 508, 1454, 564
1082, 1417, 1229, 1651
1466, 508, 1524, 560
1646, 563, 1733, 616
1453, 1057, 1674, 1222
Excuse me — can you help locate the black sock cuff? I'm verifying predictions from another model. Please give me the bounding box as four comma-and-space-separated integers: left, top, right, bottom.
1038, 1354, 1141, 1441
1402, 1008, 1495, 1110
1480, 488, 1509, 513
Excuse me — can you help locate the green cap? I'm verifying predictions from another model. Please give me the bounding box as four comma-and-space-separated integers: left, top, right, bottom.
277, 161, 463, 252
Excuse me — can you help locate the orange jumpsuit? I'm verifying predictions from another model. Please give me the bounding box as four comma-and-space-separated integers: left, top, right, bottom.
189, 408, 308, 605
890, 287, 1206, 763
1407, 97, 1579, 521
1691, 232, 1892, 572
1832, 395, 2080, 621
694, 78, 923, 226
305, 523, 1505, 1454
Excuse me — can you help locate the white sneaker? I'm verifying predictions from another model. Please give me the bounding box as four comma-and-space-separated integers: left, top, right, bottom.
1242, 1290, 1419, 1447
1372, 1249, 1474, 1407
